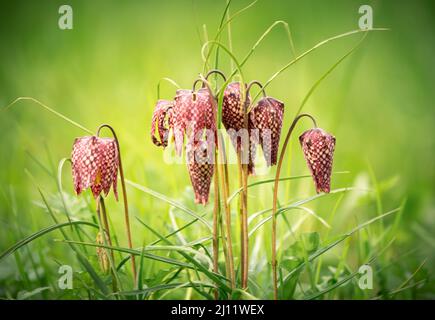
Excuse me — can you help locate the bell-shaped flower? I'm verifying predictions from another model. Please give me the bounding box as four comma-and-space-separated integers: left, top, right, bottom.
151, 99, 174, 148
299, 128, 336, 193
186, 141, 214, 205
249, 97, 284, 167
71, 136, 119, 200
173, 87, 217, 156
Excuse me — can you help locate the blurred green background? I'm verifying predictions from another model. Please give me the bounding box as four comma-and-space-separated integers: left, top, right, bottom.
0, 0, 434, 299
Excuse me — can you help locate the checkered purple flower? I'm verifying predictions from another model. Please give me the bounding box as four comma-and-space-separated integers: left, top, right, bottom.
71, 136, 119, 200
222, 82, 256, 174
299, 128, 336, 193
173, 87, 217, 156
249, 97, 284, 167
186, 142, 214, 205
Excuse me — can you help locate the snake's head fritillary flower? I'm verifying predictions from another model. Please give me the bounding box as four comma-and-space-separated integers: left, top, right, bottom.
151, 99, 174, 148
173, 87, 217, 156
249, 97, 284, 167
222, 82, 257, 174
299, 128, 336, 193
186, 142, 214, 205
222, 82, 250, 149
71, 136, 119, 200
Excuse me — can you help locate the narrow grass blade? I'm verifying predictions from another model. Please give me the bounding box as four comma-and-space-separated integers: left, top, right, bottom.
126, 179, 212, 231
135, 216, 230, 292
249, 28, 389, 105
228, 171, 349, 204
76, 252, 110, 297
249, 187, 358, 236
115, 282, 216, 297
59, 240, 192, 269
0, 221, 98, 261
2, 97, 94, 134
283, 208, 401, 283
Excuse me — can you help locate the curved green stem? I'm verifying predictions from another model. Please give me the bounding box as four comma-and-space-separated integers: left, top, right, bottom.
272, 113, 317, 300
97, 124, 137, 283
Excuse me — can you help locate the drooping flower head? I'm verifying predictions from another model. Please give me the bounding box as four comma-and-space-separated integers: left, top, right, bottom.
150, 82, 217, 205
173, 87, 217, 156
299, 128, 336, 193
151, 99, 174, 148
222, 82, 250, 149
250, 97, 284, 167
222, 82, 258, 174
186, 141, 214, 205
71, 136, 119, 200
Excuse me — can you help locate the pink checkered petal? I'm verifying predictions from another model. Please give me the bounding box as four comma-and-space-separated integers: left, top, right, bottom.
174, 87, 217, 156
222, 82, 250, 151
186, 142, 214, 205
249, 97, 284, 167
71, 136, 119, 200
299, 128, 336, 193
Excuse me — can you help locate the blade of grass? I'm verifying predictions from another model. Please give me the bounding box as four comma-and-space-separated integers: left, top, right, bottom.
249, 187, 360, 236
294, 32, 368, 116
0, 221, 98, 261
125, 179, 212, 231
283, 207, 401, 283
2, 97, 94, 134
248, 28, 389, 106
228, 171, 349, 204
134, 216, 231, 292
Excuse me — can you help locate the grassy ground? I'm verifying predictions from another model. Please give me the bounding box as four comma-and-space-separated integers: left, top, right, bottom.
0, 0, 434, 299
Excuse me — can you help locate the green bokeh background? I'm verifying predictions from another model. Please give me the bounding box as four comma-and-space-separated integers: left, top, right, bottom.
0, 0, 434, 299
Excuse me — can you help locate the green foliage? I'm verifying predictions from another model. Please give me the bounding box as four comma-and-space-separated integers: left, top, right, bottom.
0, 0, 433, 300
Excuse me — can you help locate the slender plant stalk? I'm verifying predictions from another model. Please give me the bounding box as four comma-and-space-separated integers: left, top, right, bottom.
241, 163, 249, 289
212, 152, 220, 299
203, 70, 239, 289
97, 124, 137, 283
202, 70, 236, 291
271, 113, 317, 300
96, 196, 118, 292
238, 81, 266, 289
218, 135, 235, 289
235, 152, 244, 284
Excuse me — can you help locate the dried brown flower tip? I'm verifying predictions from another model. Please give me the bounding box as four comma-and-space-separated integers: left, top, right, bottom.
151, 99, 174, 148
96, 231, 110, 274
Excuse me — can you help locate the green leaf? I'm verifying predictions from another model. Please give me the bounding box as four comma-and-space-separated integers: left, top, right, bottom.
301, 232, 320, 253
0, 221, 99, 262
125, 179, 212, 231
17, 287, 51, 300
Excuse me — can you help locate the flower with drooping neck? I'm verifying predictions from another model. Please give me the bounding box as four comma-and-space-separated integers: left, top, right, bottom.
186, 141, 214, 205
71, 136, 119, 200
250, 97, 284, 167
222, 82, 250, 148
173, 86, 217, 156
150, 82, 217, 205
299, 128, 336, 193
151, 99, 174, 148
222, 81, 257, 174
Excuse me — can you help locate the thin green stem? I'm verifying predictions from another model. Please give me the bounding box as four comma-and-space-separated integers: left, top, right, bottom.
271, 113, 317, 300
97, 124, 137, 284
212, 150, 220, 299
